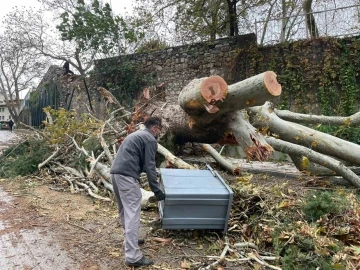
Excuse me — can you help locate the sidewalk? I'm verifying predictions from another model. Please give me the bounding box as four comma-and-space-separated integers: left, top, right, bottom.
0, 130, 18, 155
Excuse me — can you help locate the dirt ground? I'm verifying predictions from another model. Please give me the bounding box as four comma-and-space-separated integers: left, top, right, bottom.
0, 174, 256, 270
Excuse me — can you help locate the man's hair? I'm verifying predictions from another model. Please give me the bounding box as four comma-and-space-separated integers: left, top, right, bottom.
144, 116, 162, 129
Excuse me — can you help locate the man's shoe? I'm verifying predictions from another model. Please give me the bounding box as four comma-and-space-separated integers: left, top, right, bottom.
125, 256, 154, 267
138, 239, 145, 245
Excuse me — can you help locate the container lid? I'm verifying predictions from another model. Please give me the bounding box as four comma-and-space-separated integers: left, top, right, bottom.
160, 168, 231, 198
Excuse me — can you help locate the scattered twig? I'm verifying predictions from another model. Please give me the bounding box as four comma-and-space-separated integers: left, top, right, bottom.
234, 242, 259, 251
66, 221, 92, 233
199, 236, 230, 270
38, 145, 62, 169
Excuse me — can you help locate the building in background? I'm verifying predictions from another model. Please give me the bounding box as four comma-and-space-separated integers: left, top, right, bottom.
0, 93, 12, 121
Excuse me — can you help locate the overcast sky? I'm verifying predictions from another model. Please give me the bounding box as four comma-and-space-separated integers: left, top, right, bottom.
0, 0, 134, 24
0, 0, 134, 99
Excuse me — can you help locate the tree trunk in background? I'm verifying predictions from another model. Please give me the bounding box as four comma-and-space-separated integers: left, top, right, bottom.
303, 0, 319, 38
274, 109, 360, 127
280, 0, 288, 42
266, 137, 360, 188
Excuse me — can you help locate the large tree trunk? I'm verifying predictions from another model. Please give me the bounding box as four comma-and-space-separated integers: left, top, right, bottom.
178, 71, 281, 116
166, 72, 281, 161
119, 73, 360, 187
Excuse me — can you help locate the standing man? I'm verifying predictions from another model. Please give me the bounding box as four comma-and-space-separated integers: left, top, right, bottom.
110, 116, 165, 267
8, 119, 14, 132
63, 60, 74, 75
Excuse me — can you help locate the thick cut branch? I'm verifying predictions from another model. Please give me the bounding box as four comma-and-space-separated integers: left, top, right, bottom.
200, 144, 240, 175
219, 71, 281, 114
178, 76, 228, 114
229, 110, 273, 161
250, 102, 360, 166
266, 137, 360, 188
275, 109, 360, 127
290, 155, 360, 177
178, 72, 281, 116
289, 155, 335, 176
97, 87, 131, 123
157, 144, 195, 169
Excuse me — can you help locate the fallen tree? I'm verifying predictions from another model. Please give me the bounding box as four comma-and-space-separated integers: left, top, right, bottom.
23, 70, 360, 205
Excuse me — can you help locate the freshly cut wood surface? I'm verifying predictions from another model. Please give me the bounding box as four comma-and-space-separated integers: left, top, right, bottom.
200, 75, 228, 103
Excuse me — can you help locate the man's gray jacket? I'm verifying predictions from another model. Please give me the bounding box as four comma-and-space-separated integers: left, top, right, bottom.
110, 129, 160, 193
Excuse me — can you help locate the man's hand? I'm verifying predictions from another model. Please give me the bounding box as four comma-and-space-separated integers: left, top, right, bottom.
155, 190, 165, 201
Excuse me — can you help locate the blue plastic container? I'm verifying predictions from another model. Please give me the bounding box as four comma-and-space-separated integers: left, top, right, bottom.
158, 166, 233, 233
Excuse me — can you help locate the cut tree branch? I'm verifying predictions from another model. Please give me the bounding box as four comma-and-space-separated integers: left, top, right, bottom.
265, 137, 360, 188
249, 102, 360, 166
200, 144, 240, 175
275, 109, 360, 127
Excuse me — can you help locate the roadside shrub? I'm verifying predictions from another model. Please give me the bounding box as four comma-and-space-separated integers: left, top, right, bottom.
0, 139, 51, 178
302, 191, 348, 223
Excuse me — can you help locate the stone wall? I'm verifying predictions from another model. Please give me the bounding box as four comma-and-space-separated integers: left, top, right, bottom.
95, 35, 360, 116
32, 34, 359, 125
95, 34, 257, 103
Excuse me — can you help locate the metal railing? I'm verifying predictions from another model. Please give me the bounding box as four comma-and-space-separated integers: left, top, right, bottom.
255, 4, 360, 45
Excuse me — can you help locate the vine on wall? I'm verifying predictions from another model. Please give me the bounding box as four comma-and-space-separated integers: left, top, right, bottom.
93, 59, 152, 110
230, 37, 360, 143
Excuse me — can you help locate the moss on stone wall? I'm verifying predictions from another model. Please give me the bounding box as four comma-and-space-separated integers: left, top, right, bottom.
230, 37, 360, 116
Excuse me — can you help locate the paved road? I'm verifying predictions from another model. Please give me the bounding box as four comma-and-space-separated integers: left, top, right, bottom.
0, 130, 15, 142
0, 130, 17, 154
0, 130, 79, 270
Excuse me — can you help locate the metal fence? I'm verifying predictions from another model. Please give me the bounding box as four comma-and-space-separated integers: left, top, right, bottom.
255, 4, 360, 45
19, 82, 61, 127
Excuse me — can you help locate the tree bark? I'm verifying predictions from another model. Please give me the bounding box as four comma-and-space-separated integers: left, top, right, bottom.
218, 71, 281, 114
157, 143, 195, 169
229, 110, 273, 161
266, 137, 360, 188
178, 71, 281, 116
303, 0, 319, 38
200, 144, 241, 175
226, 0, 238, 36
289, 154, 336, 176
250, 102, 360, 166
275, 109, 360, 127
178, 75, 228, 114
290, 155, 360, 177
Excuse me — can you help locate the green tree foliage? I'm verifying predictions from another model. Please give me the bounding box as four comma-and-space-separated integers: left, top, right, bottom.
135, 39, 169, 53
3, 0, 144, 76
43, 107, 101, 145
0, 140, 51, 178
302, 191, 348, 223
56, 0, 122, 55
132, 0, 265, 44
